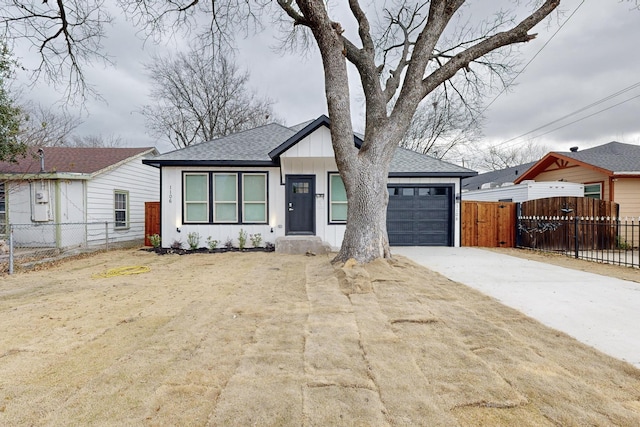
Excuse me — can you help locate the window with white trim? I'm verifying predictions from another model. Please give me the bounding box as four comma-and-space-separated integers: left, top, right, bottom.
114, 190, 129, 229
213, 173, 238, 222
584, 183, 601, 199
242, 174, 267, 223
329, 173, 347, 223
184, 173, 209, 222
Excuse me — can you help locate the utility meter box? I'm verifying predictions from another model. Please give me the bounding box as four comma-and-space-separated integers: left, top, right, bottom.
36, 190, 49, 204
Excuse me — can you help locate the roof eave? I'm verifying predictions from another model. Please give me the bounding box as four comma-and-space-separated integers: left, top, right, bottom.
0, 172, 92, 181
513, 152, 613, 184
389, 171, 477, 178
91, 148, 159, 177
142, 159, 280, 168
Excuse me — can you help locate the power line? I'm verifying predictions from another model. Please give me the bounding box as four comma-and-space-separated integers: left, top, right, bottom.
494, 80, 640, 148
450, 0, 586, 151
518, 92, 640, 141
482, 0, 586, 113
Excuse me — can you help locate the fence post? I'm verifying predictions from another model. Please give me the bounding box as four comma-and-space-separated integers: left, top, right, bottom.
574, 216, 579, 259
515, 203, 521, 247
105, 222, 109, 251
8, 224, 14, 275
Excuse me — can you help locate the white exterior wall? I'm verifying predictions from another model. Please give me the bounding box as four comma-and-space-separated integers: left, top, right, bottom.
462, 181, 584, 203
161, 166, 282, 249
280, 126, 334, 158
57, 180, 86, 248
281, 157, 346, 249
162, 166, 464, 249
87, 155, 159, 246
8, 180, 56, 247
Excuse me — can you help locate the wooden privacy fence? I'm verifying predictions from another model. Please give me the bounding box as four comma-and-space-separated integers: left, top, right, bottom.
144, 201, 160, 246
517, 197, 620, 251
519, 196, 619, 218
462, 201, 517, 247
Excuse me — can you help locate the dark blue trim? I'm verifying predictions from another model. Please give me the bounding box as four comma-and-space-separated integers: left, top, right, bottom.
326, 171, 347, 225
268, 115, 362, 160
388, 171, 476, 178
144, 160, 278, 168
181, 170, 269, 225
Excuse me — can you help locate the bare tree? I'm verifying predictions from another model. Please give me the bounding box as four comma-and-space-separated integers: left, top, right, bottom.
0, 0, 561, 263
69, 133, 123, 147
0, 0, 112, 102
399, 88, 482, 160
18, 103, 82, 147
141, 46, 276, 149
469, 140, 550, 171
271, 0, 560, 262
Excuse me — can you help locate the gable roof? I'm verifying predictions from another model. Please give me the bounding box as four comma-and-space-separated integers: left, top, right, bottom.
144, 115, 476, 178
268, 115, 363, 159
462, 162, 537, 190
0, 147, 158, 177
514, 141, 640, 183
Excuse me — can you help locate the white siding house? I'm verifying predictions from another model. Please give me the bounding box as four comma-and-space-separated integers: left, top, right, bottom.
462, 181, 584, 203
0, 147, 159, 249
144, 115, 477, 250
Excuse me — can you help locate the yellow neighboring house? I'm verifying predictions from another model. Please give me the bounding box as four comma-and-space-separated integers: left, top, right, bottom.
514, 141, 640, 219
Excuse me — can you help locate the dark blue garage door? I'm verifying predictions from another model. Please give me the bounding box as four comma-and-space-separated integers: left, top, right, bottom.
387, 185, 453, 246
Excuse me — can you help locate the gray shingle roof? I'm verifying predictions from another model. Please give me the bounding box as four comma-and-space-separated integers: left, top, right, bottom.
462, 162, 536, 190
146, 117, 477, 177
559, 142, 640, 172
150, 123, 296, 163
391, 147, 476, 176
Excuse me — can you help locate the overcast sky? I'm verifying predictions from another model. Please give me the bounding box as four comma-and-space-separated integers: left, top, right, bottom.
13, 0, 640, 162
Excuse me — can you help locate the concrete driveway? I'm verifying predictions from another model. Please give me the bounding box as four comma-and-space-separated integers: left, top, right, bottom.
393, 246, 640, 369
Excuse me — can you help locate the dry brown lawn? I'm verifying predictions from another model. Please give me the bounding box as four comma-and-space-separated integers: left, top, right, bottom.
1, 248, 640, 426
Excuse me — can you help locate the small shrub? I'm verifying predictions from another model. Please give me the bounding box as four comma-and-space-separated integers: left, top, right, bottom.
171, 240, 183, 250
238, 229, 247, 250
265, 241, 275, 252
187, 232, 201, 250
616, 235, 632, 250
249, 233, 262, 248
147, 233, 161, 248
206, 236, 218, 250
224, 237, 234, 250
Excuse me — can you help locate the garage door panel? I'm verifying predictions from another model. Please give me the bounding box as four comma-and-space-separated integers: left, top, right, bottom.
387, 185, 453, 246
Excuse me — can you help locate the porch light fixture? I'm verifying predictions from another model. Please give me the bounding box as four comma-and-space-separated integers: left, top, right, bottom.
176, 227, 181, 233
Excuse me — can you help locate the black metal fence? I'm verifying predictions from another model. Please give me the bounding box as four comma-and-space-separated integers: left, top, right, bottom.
517, 216, 639, 268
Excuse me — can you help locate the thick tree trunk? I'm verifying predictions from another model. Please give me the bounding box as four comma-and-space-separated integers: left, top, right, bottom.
333, 151, 393, 264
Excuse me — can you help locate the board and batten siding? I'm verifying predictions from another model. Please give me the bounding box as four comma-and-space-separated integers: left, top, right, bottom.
613, 178, 640, 219
86, 155, 159, 245
279, 126, 334, 158
161, 166, 282, 249
281, 157, 346, 249
534, 166, 610, 200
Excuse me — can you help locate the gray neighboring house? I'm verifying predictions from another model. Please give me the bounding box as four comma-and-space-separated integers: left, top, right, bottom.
143, 115, 477, 249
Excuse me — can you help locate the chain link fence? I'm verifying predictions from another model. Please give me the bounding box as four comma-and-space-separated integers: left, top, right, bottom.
1, 221, 148, 274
